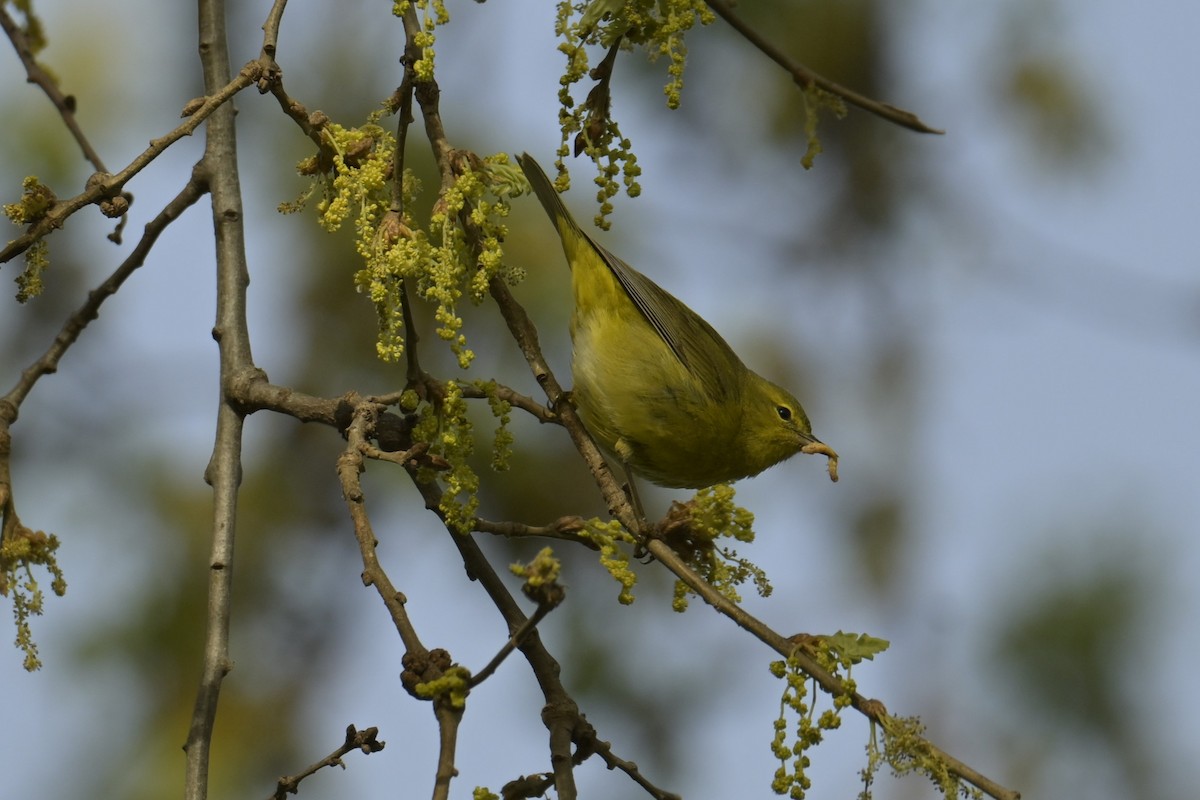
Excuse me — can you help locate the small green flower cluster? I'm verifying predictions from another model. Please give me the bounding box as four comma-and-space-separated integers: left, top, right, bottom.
410, 380, 479, 534
864, 714, 984, 800
393, 0, 450, 82
800, 84, 848, 170
1, 525, 67, 671
556, 0, 714, 108
860, 714, 982, 800
578, 518, 637, 604
475, 379, 514, 472
768, 653, 851, 798
510, 546, 562, 587
283, 116, 519, 370
414, 664, 471, 710
553, 0, 711, 228
769, 632, 891, 799
669, 484, 770, 612
3, 176, 55, 302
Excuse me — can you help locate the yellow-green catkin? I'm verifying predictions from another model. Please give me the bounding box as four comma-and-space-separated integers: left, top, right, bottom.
414, 664, 471, 709
670, 484, 771, 612
766, 633, 892, 799
474, 380, 514, 472
1, 525, 67, 671
552, 0, 712, 227
800, 84, 848, 170
578, 518, 638, 604
432, 380, 479, 533
4, 176, 56, 302
282, 109, 519, 368
395, 0, 450, 81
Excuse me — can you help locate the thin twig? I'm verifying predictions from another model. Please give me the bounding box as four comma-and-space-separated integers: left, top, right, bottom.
259, 0, 288, 62
341, 403, 467, 800
575, 724, 682, 800
0, 62, 260, 266
269, 724, 384, 800
0, 4, 108, 171
1, 178, 207, 420
399, 8, 454, 191
705, 0, 943, 135
468, 600, 559, 689
339, 403, 429, 656
265, 80, 330, 155
458, 382, 557, 424
254, 0, 288, 94
473, 516, 597, 549
391, 45, 418, 213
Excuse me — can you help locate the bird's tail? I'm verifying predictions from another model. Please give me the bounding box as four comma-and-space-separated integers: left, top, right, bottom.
517, 152, 585, 250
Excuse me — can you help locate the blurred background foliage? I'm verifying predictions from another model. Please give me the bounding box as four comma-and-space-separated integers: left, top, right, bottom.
1, 1, 1192, 799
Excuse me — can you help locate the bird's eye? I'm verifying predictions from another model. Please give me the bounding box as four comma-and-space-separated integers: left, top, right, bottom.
776, 405, 792, 422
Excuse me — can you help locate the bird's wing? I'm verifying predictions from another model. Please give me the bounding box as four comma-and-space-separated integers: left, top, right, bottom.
591, 240, 744, 402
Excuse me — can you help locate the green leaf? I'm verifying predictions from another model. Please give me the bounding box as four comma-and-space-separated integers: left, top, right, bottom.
821, 631, 889, 664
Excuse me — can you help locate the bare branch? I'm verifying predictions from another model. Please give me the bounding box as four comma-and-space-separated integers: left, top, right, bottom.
705, 0, 944, 135
259, 0, 288, 62
183, 1, 258, 798
0, 4, 109, 172
575, 725, 682, 800
468, 598, 561, 689
1, 178, 206, 420
0, 62, 260, 266
473, 516, 597, 549
339, 403, 430, 656
432, 702, 463, 800
268, 724, 385, 800
339, 401, 469, 800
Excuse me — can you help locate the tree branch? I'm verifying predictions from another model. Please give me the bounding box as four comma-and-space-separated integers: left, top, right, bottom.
339, 401, 472, 800
432, 701, 464, 800
0, 62, 259, 265
405, 468, 586, 800
0, 177, 207, 420
705, 0, 944, 135
338, 403, 429, 656
468, 598, 560, 689
645, 537, 1017, 800
268, 724, 384, 800
184, 1, 257, 798
473, 516, 597, 549
0, 3, 109, 172
259, 0, 288, 63
459, 381, 557, 424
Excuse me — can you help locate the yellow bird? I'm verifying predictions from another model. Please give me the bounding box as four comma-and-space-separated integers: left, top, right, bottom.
517, 153, 837, 489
